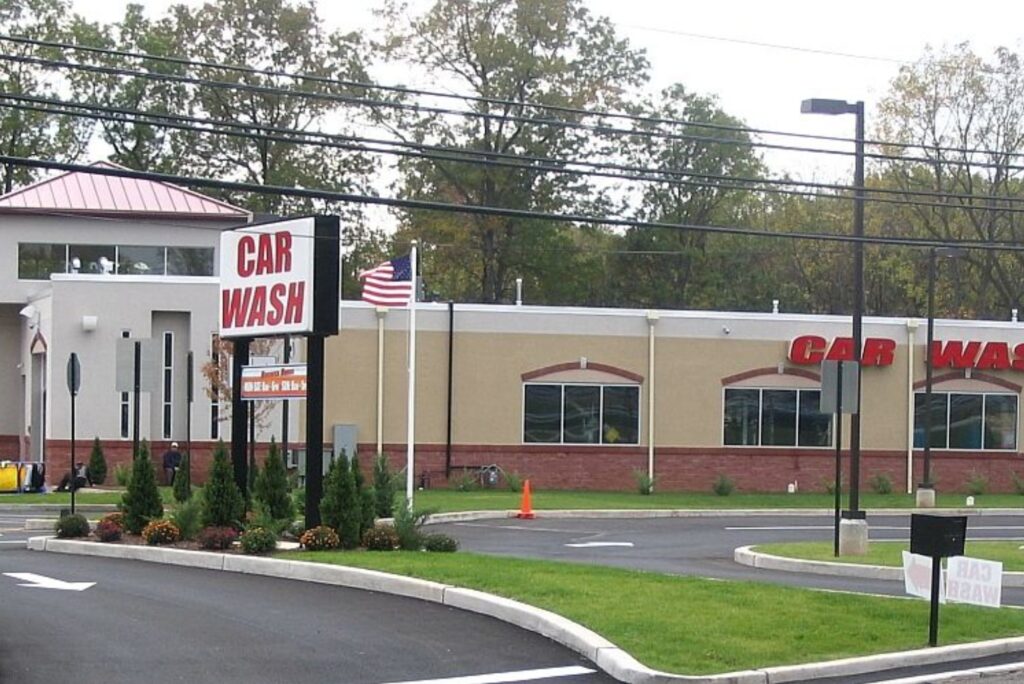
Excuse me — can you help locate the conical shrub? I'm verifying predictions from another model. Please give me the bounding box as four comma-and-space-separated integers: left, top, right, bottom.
120, 440, 163, 534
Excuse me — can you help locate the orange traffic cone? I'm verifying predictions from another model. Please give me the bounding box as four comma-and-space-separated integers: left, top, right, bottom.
517, 479, 535, 519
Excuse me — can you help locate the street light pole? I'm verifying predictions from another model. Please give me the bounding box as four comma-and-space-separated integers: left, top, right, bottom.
923, 247, 937, 494
849, 100, 865, 518
802, 97, 868, 553
919, 246, 965, 508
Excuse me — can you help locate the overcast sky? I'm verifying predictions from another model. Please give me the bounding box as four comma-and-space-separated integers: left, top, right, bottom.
68, 0, 1024, 180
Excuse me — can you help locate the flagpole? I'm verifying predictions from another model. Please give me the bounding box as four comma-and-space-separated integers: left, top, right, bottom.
406, 241, 418, 510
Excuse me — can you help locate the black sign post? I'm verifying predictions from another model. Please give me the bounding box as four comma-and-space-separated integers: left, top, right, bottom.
821, 360, 859, 556
910, 513, 968, 647
186, 351, 193, 491
66, 353, 81, 516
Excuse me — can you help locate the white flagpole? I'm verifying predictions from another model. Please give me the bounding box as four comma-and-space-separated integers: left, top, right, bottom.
406, 241, 418, 509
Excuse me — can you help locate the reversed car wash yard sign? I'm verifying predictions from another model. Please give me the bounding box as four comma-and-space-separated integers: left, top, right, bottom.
219, 216, 339, 338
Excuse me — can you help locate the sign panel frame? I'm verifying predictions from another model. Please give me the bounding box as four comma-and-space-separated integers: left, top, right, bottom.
240, 363, 308, 401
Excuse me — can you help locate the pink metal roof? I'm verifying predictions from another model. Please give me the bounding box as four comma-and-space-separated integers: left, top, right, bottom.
0, 161, 251, 219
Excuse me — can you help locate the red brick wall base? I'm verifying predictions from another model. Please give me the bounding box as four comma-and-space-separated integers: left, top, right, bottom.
366, 443, 1024, 495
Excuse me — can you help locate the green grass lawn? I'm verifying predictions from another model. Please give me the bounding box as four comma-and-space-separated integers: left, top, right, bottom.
0, 487, 174, 506
412, 489, 1024, 512
278, 549, 1024, 675
758, 540, 1024, 571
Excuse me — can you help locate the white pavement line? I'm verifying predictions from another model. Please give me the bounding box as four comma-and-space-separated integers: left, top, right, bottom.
3, 572, 95, 591
872, 659, 1024, 683
726, 525, 911, 531
565, 542, 634, 548
0, 540, 27, 544
377, 666, 595, 684
454, 523, 603, 534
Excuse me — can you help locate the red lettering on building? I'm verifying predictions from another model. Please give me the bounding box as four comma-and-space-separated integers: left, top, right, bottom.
789, 335, 827, 364
825, 337, 855, 362
930, 340, 981, 369
975, 342, 1011, 371
862, 338, 896, 367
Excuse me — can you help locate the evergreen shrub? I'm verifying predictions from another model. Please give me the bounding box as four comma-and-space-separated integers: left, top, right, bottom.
171, 495, 203, 540
55, 513, 90, 538
120, 441, 164, 534
87, 437, 107, 485
240, 527, 277, 555
372, 455, 396, 518
254, 438, 292, 523
423, 533, 458, 553
173, 453, 191, 503
202, 441, 244, 529
320, 453, 361, 549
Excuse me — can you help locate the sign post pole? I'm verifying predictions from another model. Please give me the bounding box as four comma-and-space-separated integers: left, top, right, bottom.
66, 353, 80, 515
833, 361, 842, 558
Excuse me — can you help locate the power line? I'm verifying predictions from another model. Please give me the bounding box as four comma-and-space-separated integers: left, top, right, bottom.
6, 94, 1024, 217
4, 33, 1021, 163
4, 154, 1024, 254
0, 49, 867, 162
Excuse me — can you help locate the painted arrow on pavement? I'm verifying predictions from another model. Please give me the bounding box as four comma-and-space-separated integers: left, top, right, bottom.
4, 572, 95, 591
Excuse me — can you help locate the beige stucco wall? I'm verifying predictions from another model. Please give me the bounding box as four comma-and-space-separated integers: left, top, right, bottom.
322, 303, 1024, 453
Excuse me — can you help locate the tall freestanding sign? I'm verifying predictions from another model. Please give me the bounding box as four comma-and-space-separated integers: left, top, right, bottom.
219, 216, 339, 528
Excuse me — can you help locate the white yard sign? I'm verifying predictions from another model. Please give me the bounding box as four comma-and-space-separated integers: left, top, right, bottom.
946, 556, 1002, 608
902, 551, 946, 603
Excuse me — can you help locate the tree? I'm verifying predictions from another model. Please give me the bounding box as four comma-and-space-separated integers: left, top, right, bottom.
202, 440, 245, 528
612, 85, 764, 309
0, 0, 94, 192
875, 44, 1024, 318
380, 0, 649, 303
86, 436, 107, 486
173, 452, 191, 503
319, 452, 360, 548
201, 336, 280, 432
254, 438, 292, 523
120, 440, 163, 534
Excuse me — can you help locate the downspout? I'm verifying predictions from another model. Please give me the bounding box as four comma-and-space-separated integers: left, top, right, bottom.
376, 307, 387, 458
646, 311, 659, 488
906, 319, 919, 494
445, 301, 454, 478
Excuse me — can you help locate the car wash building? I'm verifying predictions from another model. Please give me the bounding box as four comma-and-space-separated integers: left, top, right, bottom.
324, 301, 1024, 493
0, 161, 284, 485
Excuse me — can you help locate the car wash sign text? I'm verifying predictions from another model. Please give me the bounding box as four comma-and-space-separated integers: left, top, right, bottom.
220, 216, 339, 338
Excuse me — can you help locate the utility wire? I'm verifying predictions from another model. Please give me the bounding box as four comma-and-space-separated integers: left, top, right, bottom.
4, 154, 1024, 254
5, 95, 1024, 217
4, 33, 1021, 162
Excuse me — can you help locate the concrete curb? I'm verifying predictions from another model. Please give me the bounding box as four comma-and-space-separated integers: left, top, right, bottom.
27, 536, 1024, 683
734, 546, 1024, 588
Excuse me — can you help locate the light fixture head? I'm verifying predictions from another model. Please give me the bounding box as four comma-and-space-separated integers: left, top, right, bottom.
19, 304, 37, 320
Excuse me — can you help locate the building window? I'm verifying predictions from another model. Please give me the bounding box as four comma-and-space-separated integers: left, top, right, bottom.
18, 243, 67, 279
523, 383, 639, 445
117, 245, 165, 275
168, 247, 215, 276
162, 331, 173, 439
723, 388, 832, 447
913, 392, 1017, 450
17, 243, 214, 279
120, 330, 131, 439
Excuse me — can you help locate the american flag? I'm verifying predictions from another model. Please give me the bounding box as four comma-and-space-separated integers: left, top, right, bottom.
359, 254, 413, 306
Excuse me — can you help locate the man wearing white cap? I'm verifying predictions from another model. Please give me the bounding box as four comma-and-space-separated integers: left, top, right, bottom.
162, 442, 182, 486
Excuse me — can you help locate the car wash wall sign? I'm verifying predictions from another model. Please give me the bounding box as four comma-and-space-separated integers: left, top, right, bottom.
789, 335, 1024, 371
219, 216, 338, 338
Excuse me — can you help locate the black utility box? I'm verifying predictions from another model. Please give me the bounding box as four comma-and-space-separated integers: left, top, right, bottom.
910, 514, 967, 558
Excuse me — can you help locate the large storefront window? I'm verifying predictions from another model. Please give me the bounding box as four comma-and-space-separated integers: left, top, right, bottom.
723, 388, 832, 447
523, 384, 639, 445
914, 392, 1017, 450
